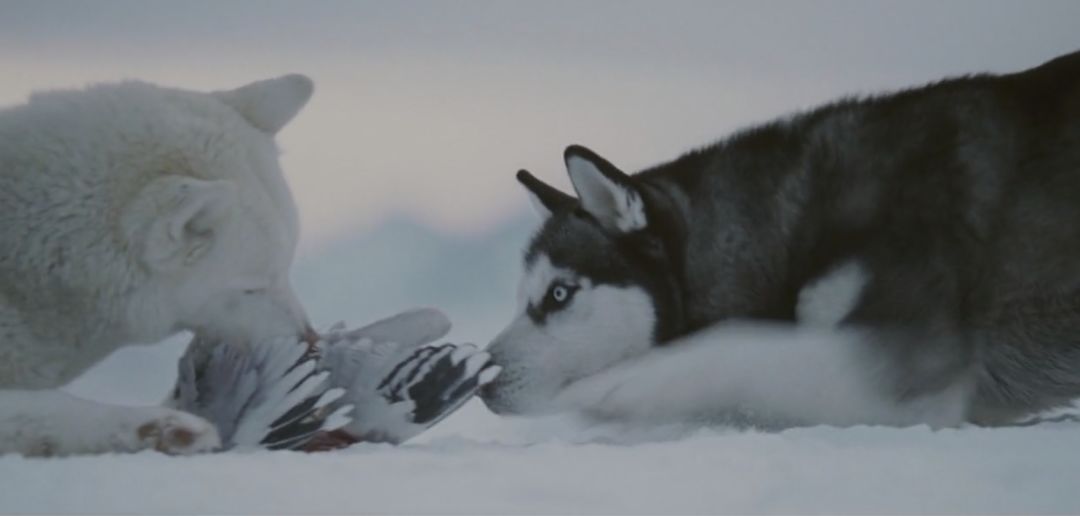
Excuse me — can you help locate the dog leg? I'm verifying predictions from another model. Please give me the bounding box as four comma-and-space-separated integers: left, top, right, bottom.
0, 389, 220, 457
554, 322, 972, 428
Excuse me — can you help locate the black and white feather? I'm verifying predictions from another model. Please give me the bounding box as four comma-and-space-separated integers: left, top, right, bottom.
317, 309, 501, 444
171, 308, 501, 450
172, 334, 352, 451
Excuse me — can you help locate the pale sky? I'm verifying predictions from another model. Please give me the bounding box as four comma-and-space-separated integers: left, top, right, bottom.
2, 0, 1079, 250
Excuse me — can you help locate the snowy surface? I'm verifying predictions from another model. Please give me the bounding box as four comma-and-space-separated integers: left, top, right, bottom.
4, 218, 1080, 514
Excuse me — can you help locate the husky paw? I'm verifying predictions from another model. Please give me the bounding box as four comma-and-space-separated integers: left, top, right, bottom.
132, 410, 221, 455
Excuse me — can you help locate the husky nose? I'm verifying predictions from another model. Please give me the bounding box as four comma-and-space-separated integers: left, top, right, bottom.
479, 380, 496, 400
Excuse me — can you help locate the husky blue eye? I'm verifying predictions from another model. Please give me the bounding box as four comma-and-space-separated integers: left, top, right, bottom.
546, 283, 577, 308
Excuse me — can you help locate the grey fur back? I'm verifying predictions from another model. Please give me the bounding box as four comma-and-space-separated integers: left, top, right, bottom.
623, 50, 1080, 422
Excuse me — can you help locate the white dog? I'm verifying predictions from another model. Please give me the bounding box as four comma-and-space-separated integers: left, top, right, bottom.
0, 74, 330, 456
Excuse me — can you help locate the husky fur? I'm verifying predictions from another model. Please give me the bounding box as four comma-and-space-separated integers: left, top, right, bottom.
482, 50, 1080, 429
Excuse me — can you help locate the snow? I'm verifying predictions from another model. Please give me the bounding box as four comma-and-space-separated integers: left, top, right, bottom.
4, 217, 1080, 514
5, 412, 1080, 513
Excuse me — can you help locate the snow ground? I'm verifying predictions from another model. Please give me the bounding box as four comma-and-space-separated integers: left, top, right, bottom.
3, 219, 1080, 514
5, 406, 1080, 514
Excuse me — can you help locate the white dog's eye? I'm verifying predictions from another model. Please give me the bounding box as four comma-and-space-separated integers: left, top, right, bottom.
552, 286, 568, 302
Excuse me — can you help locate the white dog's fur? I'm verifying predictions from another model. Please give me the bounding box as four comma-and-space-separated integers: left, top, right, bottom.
0, 74, 316, 456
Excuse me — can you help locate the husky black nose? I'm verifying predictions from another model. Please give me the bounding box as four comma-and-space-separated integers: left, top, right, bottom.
479, 384, 508, 414
479, 381, 497, 400
478, 375, 523, 416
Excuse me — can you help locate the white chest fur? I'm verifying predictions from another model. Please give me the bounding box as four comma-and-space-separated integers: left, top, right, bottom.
796, 261, 868, 328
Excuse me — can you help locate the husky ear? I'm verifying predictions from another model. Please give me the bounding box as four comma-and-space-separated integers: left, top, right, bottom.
564, 145, 646, 232
516, 169, 575, 219
128, 176, 237, 270
214, 74, 314, 134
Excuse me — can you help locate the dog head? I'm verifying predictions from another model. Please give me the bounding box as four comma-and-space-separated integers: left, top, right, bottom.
481, 146, 686, 415
117, 75, 318, 346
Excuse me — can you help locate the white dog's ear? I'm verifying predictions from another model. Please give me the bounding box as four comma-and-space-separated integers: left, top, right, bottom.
128, 177, 237, 270
564, 145, 646, 232
214, 74, 314, 134
516, 169, 575, 219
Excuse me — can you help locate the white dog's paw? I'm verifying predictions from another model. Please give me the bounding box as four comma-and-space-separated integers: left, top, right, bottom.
130, 409, 221, 455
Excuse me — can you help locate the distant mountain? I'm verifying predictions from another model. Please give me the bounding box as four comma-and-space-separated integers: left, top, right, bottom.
293, 216, 538, 344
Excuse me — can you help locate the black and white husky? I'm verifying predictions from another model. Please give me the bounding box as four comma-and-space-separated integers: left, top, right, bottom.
480, 50, 1080, 429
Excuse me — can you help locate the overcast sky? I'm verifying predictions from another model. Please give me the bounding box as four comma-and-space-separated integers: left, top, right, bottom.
2, 1, 1079, 250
